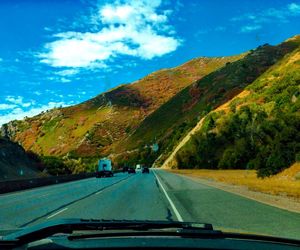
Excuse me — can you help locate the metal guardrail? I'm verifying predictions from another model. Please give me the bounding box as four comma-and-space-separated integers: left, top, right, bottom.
0, 172, 96, 194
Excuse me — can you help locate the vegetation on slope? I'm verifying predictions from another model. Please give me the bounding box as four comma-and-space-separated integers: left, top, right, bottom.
3, 56, 240, 160
124, 38, 299, 168
175, 36, 300, 177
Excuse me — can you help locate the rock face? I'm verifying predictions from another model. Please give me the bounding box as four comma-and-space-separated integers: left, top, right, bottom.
1, 123, 17, 140
0, 138, 41, 180
1, 124, 9, 139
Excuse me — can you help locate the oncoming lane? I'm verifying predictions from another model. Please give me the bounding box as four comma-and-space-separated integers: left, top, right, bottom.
0, 173, 130, 228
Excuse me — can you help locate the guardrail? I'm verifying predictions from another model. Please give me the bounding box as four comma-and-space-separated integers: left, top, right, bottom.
0, 172, 96, 194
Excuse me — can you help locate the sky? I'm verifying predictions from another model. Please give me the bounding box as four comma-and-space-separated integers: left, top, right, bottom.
0, 0, 300, 125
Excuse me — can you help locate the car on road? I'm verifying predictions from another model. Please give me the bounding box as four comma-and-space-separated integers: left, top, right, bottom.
128, 167, 136, 174
96, 158, 114, 178
142, 167, 150, 173
122, 166, 129, 172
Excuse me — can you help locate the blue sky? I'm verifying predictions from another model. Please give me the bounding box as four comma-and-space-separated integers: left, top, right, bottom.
0, 0, 300, 125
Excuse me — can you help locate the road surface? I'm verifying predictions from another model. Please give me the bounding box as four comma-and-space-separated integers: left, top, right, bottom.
0, 170, 299, 239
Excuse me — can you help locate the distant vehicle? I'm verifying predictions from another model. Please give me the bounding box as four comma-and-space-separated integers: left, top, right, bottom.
122, 166, 129, 172
128, 167, 136, 174
96, 158, 113, 178
142, 167, 150, 174
136, 164, 142, 170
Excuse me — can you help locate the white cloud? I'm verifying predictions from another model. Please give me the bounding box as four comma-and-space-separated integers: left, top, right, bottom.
46, 75, 73, 83
38, 0, 181, 69
232, 2, 300, 32
22, 102, 32, 108
0, 103, 17, 110
60, 77, 71, 83
44, 27, 52, 32
288, 3, 300, 14
5, 96, 24, 105
241, 25, 262, 33
33, 91, 42, 96
0, 101, 71, 125
55, 69, 79, 76
5, 96, 33, 108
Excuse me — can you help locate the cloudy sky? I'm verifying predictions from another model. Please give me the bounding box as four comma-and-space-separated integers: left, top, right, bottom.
1, 0, 300, 125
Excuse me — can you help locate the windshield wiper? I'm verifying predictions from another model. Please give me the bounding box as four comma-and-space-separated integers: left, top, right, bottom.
3, 218, 214, 245
3, 219, 300, 247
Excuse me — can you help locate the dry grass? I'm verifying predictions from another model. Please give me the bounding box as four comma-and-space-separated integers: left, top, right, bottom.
169, 163, 300, 198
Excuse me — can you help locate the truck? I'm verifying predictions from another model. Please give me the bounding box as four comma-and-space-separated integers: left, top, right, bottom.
96, 158, 113, 178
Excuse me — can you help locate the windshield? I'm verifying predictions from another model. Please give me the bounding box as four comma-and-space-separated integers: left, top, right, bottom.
0, 0, 300, 243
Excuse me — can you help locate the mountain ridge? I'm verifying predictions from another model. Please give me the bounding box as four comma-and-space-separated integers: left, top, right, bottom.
120, 37, 299, 168
2, 54, 241, 159
172, 35, 300, 176
2, 35, 299, 176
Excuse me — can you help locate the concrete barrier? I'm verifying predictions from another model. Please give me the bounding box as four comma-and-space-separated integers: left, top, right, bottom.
0, 172, 96, 194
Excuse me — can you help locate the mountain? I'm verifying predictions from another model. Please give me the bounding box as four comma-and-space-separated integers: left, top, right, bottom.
1, 55, 241, 159
2, 35, 299, 176
170, 35, 300, 177
0, 137, 43, 180
121, 36, 299, 167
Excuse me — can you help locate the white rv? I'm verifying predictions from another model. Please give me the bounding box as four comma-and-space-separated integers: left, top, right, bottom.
96, 158, 113, 178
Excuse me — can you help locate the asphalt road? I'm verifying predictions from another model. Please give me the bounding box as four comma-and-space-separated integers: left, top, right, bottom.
0, 169, 299, 239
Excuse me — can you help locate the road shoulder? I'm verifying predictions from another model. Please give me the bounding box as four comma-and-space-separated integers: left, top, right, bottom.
169, 172, 300, 214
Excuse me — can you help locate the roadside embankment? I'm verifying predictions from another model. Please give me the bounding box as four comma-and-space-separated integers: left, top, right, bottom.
168, 163, 300, 213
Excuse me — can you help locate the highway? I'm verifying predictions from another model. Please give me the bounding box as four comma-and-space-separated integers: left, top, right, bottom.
0, 169, 299, 239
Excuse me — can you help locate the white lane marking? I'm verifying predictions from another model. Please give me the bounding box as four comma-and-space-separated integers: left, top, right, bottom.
96, 190, 103, 195
47, 208, 68, 219
153, 171, 183, 222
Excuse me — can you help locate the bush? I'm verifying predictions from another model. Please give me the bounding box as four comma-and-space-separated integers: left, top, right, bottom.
40, 156, 71, 175
176, 103, 300, 177
296, 152, 300, 162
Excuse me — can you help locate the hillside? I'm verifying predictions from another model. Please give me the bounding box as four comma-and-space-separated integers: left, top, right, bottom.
2, 56, 241, 158
2, 35, 299, 175
173, 35, 300, 177
121, 36, 299, 167
0, 137, 42, 180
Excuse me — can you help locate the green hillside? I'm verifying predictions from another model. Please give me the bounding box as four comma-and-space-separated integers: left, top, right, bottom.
175, 35, 300, 177
3, 35, 300, 175
2, 55, 239, 163
123, 37, 299, 168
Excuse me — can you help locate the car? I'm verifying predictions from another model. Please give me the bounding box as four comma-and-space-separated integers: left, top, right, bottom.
142, 167, 150, 173
96, 158, 114, 178
122, 166, 129, 172
96, 171, 113, 178
128, 167, 136, 174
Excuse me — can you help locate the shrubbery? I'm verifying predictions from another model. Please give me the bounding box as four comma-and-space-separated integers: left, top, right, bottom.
176, 44, 300, 177
40, 156, 71, 175
176, 104, 300, 177
35, 155, 98, 176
